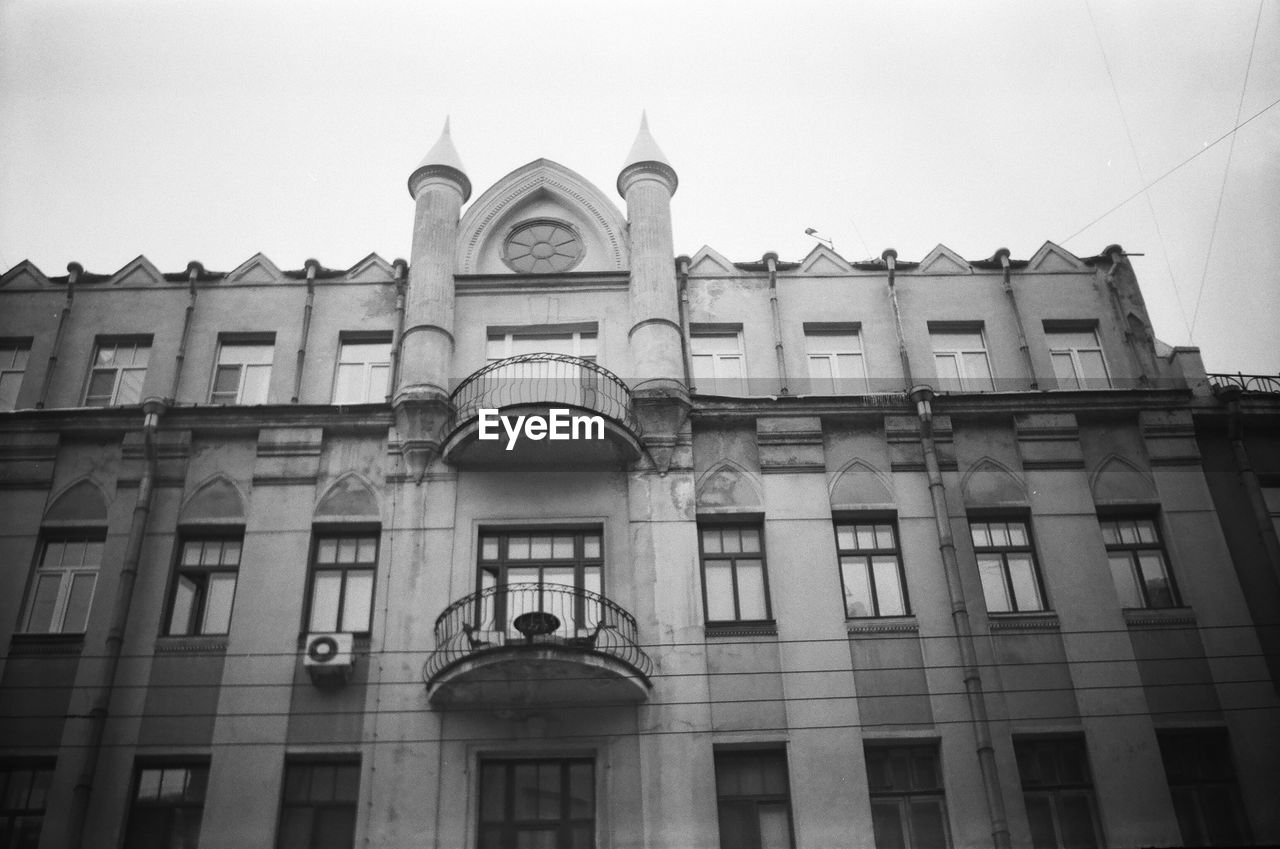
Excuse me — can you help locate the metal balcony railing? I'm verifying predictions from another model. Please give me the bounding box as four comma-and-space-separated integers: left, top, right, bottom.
1208, 373, 1280, 395
448, 353, 640, 436
424, 582, 652, 681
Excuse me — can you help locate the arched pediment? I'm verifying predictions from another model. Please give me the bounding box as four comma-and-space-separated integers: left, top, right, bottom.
1091, 454, 1156, 503
960, 457, 1027, 506
696, 459, 763, 511
180, 475, 246, 524
457, 160, 628, 275
315, 473, 380, 521
829, 459, 893, 508
45, 479, 109, 523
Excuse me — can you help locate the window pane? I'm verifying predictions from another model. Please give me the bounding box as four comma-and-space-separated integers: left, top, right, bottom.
314, 807, 356, 849
1051, 352, 1079, 388
241, 364, 270, 404
530, 536, 553, 559
169, 575, 198, 635
552, 536, 574, 558
0, 371, 22, 410
309, 573, 342, 632
705, 562, 735, 621
963, 352, 994, 390
935, 353, 961, 388
835, 526, 857, 550
26, 574, 62, 632
583, 535, 601, 559
337, 538, 358, 563
136, 768, 163, 801
721, 529, 741, 554
871, 801, 907, 849
855, 525, 876, 549
334, 363, 363, 404
758, 802, 792, 849
842, 558, 874, 618
85, 370, 116, 405
481, 536, 500, 560
64, 573, 96, 632
512, 763, 539, 820
157, 767, 186, 801
277, 807, 312, 849
508, 536, 531, 559
1138, 553, 1175, 607
1077, 350, 1108, 386
1006, 522, 1028, 547
979, 555, 1011, 613
211, 365, 240, 400
872, 556, 906, 616
1007, 555, 1043, 611
543, 567, 575, 591
1024, 794, 1057, 849
480, 764, 505, 822
343, 571, 374, 631
910, 799, 948, 849
569, 762, 593, 818
736, 560, 768, 619
117, 368, 145, 404
1058, 793, 1100, 849
1135, 519, 1158, 543
221, 343, 273, 365
970, 523, 991, 548
739, 528, 760, 553
1099, 521, 1120, 545
692, 333, 740, 355
808, 356, 836, 394
875, 524, 896, 549
317, 538, 338, 563
202, 573, 236, 634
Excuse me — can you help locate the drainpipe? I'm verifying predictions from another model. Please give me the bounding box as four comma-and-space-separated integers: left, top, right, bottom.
910, 385, 1011, 849
37, 262, 78, 409
676, 256, 693, 387
1218, 386, 1280, 583
1103, 246, 1148, 387
765, 252, 788, 395
168, 262, 202, 402
883, 249, 916, 387
292, 259, 319, 404
66, 397, 166, 849
390, 259, 408, 401
997, 249, 1036, 390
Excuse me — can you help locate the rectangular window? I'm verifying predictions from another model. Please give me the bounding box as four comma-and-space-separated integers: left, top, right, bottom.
333, 336, 392, 404
167, 536, 242, 636
479, 757, 595, 849
277, 759, 360, 849
804, 325, 867, 394
931, 326, 994, 392
1158, 730, 1250, 847
865, 744, 951, 849
1015, 738, 1104, 849
1100, 516, 1178, 608
486, 328, 597, 361
714, 749, 794, 849
0, 338, 32, 411
0, 761, 53, 847
210, 337, 274, 404
1045, 326, 1110, 389
84, 336, 151, 406
691, 329, 746, 396
22, 535, 104, 634
700, 524, 771, 623
835, 520, 908, 617
307, 534, 378, 633
970, 519, 1047, 613
122, 762, 208, 849
478, 528, 604, 639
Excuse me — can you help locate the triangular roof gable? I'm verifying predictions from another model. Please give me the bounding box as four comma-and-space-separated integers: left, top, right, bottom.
0, 260, 53, 288
108, 255, 166, 287
226, 253, 284, 284
1028, 241, 1088, 273
457, 159, 628, 274
916, 244, 972, 275
346, 253, 397, 283
687, 246, 737, 276
799, 245, 853, 274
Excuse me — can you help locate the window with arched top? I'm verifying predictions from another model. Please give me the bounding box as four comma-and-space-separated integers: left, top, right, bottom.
22, 480, 110, 635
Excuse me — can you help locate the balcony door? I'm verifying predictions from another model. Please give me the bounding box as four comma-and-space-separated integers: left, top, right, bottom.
479, 758, 595, 849
478, 529, 604, 640
481, 329, 600, 415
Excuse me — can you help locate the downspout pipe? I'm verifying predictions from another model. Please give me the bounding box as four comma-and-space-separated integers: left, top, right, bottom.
292, 259, 319, 404
676, 256, 693, 388
168, 262, 202, 402
66, 397, 166, 849
1218, 386, 1280, 584
765, 252, 788, 395
910, 386, 1012, 849
997, 249, 1036, 389
38, 262, 78, 409
390, 259, 408, 401
883, 249, 916, 387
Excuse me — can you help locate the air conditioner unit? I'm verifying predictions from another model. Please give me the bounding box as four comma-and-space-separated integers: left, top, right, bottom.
303, 632, 354, 685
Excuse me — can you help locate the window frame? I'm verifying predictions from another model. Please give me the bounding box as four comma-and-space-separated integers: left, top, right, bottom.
276, 757, 361, 849
0, 759, 54, 848
83, 335, 152, 407
690, 327, 747, 396
713, 748, 796, 849
833, 517, 910, 618
122, 759, 210, 849
1044, 323, 1111, 390
476, 526, 605, 636
209, 334, 275, 405
698, 521, 773, 625
21, 532, 106, 634
803, 323, 867, 395
477, 756, 596, 849
1157, 729, 1251, 847
485, 326, 598, 361
304, 529, 380, 635
1014, 737, 1106, 849
865, 743, 953, 849
1099, 513, 1181, 609
0, 337, 33, 412
331, 333, 393, 405
968, 516, 1049, 614
163, 531, 244, 637
929, 323, 995, 392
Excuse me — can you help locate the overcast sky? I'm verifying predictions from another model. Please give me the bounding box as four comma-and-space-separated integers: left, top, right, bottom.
2, 0, 1277, 374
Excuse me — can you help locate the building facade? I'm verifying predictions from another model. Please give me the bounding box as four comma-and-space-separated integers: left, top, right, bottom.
1, 120, 1278, 849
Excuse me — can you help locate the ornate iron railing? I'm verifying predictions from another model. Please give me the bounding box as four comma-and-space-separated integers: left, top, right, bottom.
424, 582, 652, 681
448, 353, 639, 436
1208, 373, 1280, 395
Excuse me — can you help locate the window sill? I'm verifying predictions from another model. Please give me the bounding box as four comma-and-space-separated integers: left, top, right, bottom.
705, 621, 777, 639
1123, 607, 1196, 629
7, 632, 85, 656
155, 635, 229, 654
988, 611, 1060, 632
847, 617, 919, 635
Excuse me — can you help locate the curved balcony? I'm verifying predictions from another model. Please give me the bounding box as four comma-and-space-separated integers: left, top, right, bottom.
441, 353, 643, 467
424, 582, 652, 708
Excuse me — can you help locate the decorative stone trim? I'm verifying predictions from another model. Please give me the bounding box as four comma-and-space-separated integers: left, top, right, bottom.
155, 636, 229, 654
705, 623, 778, 639
847, 619, 920, 635
7, 633, 85, 656
1124, 607, 1197, 629
989, 613, 1061, 632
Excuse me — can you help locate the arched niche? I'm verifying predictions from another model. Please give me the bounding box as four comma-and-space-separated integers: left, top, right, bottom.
696, 460, 763, 512
179, 476, 246, 524
44, 479, 109, 523
314, 474, 380, 522
457, 160, 628, 275
960, 457, 1028, 507
828, 459, 893, 508
1091, 454, 1157, 503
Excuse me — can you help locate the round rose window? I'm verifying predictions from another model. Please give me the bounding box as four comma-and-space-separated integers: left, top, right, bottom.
502, 220, 584, 273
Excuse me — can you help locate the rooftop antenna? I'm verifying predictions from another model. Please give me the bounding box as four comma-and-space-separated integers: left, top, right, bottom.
804, 228, 834, 251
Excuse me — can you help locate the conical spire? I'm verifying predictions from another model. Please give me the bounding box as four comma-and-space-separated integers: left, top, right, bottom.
408, 117, 471, 201
618, 111, 678, 196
